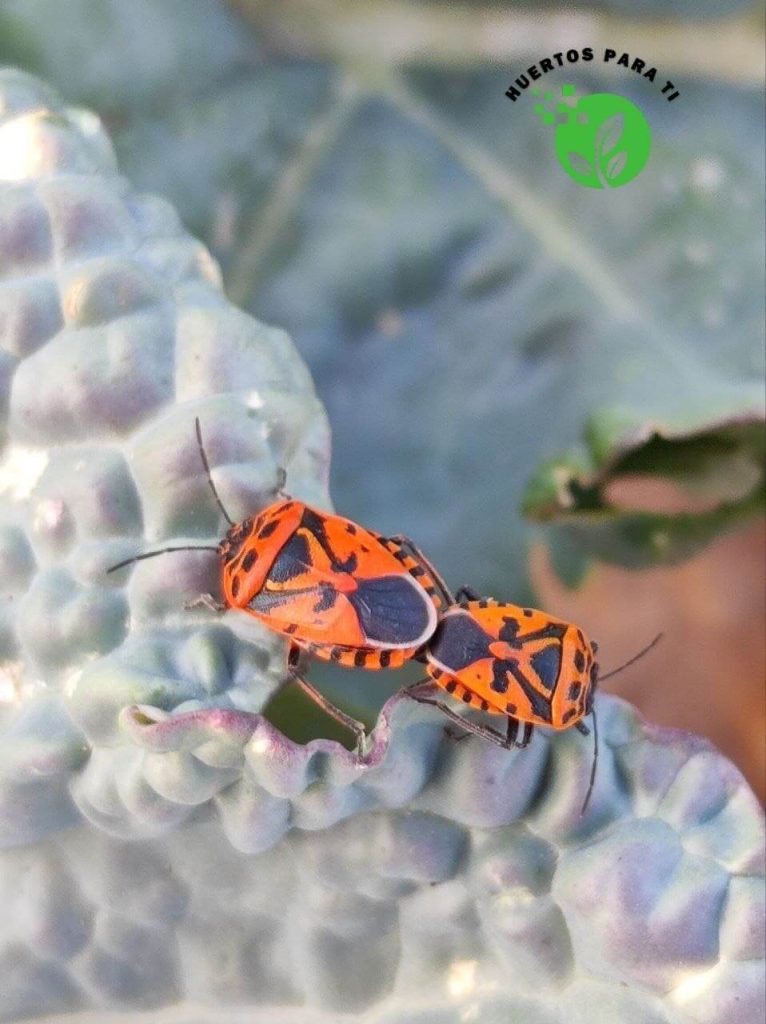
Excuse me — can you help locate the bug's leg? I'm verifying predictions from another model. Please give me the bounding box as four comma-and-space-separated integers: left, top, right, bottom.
184, 593, 227, 613
274, 466, 291, 500
455, 586, 481, 603
575, 721, 590, 736
402, 681, 516, 750
380, 535, 455, 607
506, 716, 519, 746
515, 721, 533, 749
287, 646, 368, 753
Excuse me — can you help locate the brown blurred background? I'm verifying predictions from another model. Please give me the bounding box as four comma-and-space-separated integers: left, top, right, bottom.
533, 496, 765, 802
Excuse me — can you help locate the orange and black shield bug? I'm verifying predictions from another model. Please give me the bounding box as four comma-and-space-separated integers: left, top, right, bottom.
404, 585, 662, 813
107, 419, 449, 749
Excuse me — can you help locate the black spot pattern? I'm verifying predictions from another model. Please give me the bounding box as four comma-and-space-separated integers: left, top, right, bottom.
312, 586, 338, 614
430, 612, 492, 671
530, 645, 563, 693
268, 533, 311, 583
299, 509, 358, 573
490, 661, 510, 694
348, 575, 431, 645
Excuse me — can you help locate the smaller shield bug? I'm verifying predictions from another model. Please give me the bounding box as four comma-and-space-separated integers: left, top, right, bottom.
404, 585, 662, 813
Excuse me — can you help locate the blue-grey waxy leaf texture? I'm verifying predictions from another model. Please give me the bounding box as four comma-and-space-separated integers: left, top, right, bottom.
2, 1, 763, 601
0, 70, 764, 1023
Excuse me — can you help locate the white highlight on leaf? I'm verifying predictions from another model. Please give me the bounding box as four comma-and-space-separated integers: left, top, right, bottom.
447, 959, 478, 998
0, 662, 23, 703
670, 964, 720, 1005
250, 733, 272, 755
0, 446, 49, 501
33, 498, 67, 535
0, 111, 51, 180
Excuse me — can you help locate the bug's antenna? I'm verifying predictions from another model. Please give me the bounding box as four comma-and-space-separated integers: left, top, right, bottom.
599, 632, 664, 682
195, 417, 235, 527
580, 705, 599, 816
106, 545, 219, 574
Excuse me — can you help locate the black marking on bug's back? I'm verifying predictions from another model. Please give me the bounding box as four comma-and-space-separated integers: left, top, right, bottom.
354, 650, 368, 667
231, 576, 240, 598
268, 533, 312, 584
503, 660, 554, 722
299, 508, 358, 574
530, 645, 563, 693
242, 550, 258, 573
258, 519, 279, 540
499, 616, 521, 645
345, 523, 357, 536
490, 660, 509, 694
348, 575, 431, 645
568, 681, 582, 700
312, 585, 338, 614
378, 650, 392, 668
562, 707, 577, 724
508, 621, 568, 648
522, 608, 534, 617
430, 612, 493, 671
574, 649, 585, 672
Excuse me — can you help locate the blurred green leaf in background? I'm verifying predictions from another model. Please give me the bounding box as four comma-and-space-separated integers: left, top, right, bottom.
1, 0, 762, 601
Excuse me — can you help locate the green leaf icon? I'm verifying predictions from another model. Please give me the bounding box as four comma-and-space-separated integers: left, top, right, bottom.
595, 113, 624, 158
553, 94, 650, 189
606, 150, 628, 180
568, 151, 593, 177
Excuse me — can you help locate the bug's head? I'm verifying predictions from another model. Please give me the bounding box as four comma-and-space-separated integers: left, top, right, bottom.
586, 639, 600, 712
218, 517, 254, 566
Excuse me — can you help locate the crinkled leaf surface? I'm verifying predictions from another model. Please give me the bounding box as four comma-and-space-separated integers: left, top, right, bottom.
1, 0, 763, 609
0, 54, 764, 1024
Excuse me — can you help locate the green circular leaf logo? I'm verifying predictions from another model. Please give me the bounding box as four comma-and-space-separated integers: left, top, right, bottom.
534, 87, 652, 189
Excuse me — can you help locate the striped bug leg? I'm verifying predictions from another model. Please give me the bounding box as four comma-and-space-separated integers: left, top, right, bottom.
402, 680, 519, 750
506, 717, 533, 748
288, 646, 369, 754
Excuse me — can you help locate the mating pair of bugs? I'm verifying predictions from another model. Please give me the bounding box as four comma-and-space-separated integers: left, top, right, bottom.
108, 419, 660, 813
